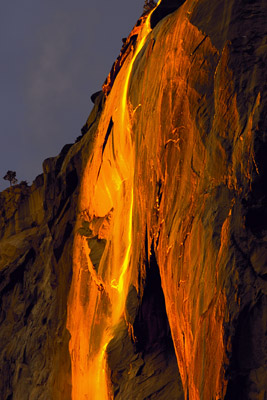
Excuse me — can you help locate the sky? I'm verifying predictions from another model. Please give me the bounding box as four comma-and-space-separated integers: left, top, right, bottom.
0, 0, 145, 191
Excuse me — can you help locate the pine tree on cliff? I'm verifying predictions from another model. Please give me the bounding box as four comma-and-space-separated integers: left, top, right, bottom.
143, 0, 157, 12
3, 170, 18, 186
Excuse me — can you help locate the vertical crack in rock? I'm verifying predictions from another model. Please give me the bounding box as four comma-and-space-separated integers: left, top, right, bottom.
107, 243, 184, 400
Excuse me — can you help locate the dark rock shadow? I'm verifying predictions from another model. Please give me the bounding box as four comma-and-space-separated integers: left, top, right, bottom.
107, 244, 184, 399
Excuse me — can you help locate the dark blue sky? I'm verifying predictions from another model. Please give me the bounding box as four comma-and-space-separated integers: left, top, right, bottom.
0, 0, 145, 191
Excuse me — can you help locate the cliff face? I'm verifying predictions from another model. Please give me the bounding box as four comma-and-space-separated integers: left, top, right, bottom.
0, 0, 266, 399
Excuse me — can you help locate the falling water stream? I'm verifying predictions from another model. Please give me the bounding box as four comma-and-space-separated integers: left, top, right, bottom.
67, 4, 161, 399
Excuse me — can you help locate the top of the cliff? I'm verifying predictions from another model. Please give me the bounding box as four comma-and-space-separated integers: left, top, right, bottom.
102, 0, 187, 97
150, 0, 186, 28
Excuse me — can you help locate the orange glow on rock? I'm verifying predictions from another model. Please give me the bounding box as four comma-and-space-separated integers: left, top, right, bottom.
66, 0, 261, 398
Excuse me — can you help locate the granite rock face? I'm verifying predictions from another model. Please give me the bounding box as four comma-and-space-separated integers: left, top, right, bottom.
0, 0, 267, 399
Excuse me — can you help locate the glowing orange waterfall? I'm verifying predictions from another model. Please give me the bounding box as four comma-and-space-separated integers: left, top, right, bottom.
1, 0, 264, 399
67, 7, 158, 400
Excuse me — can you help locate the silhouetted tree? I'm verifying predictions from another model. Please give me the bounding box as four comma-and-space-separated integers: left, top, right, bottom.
3, 170, 18, 186
143, 0, 157, 12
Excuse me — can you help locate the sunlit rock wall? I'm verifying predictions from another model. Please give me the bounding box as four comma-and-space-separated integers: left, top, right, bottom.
0, 0, 266, 399
126, 0, 267, 398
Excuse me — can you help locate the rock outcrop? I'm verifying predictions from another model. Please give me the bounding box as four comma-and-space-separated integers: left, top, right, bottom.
0, 0, 266, 399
